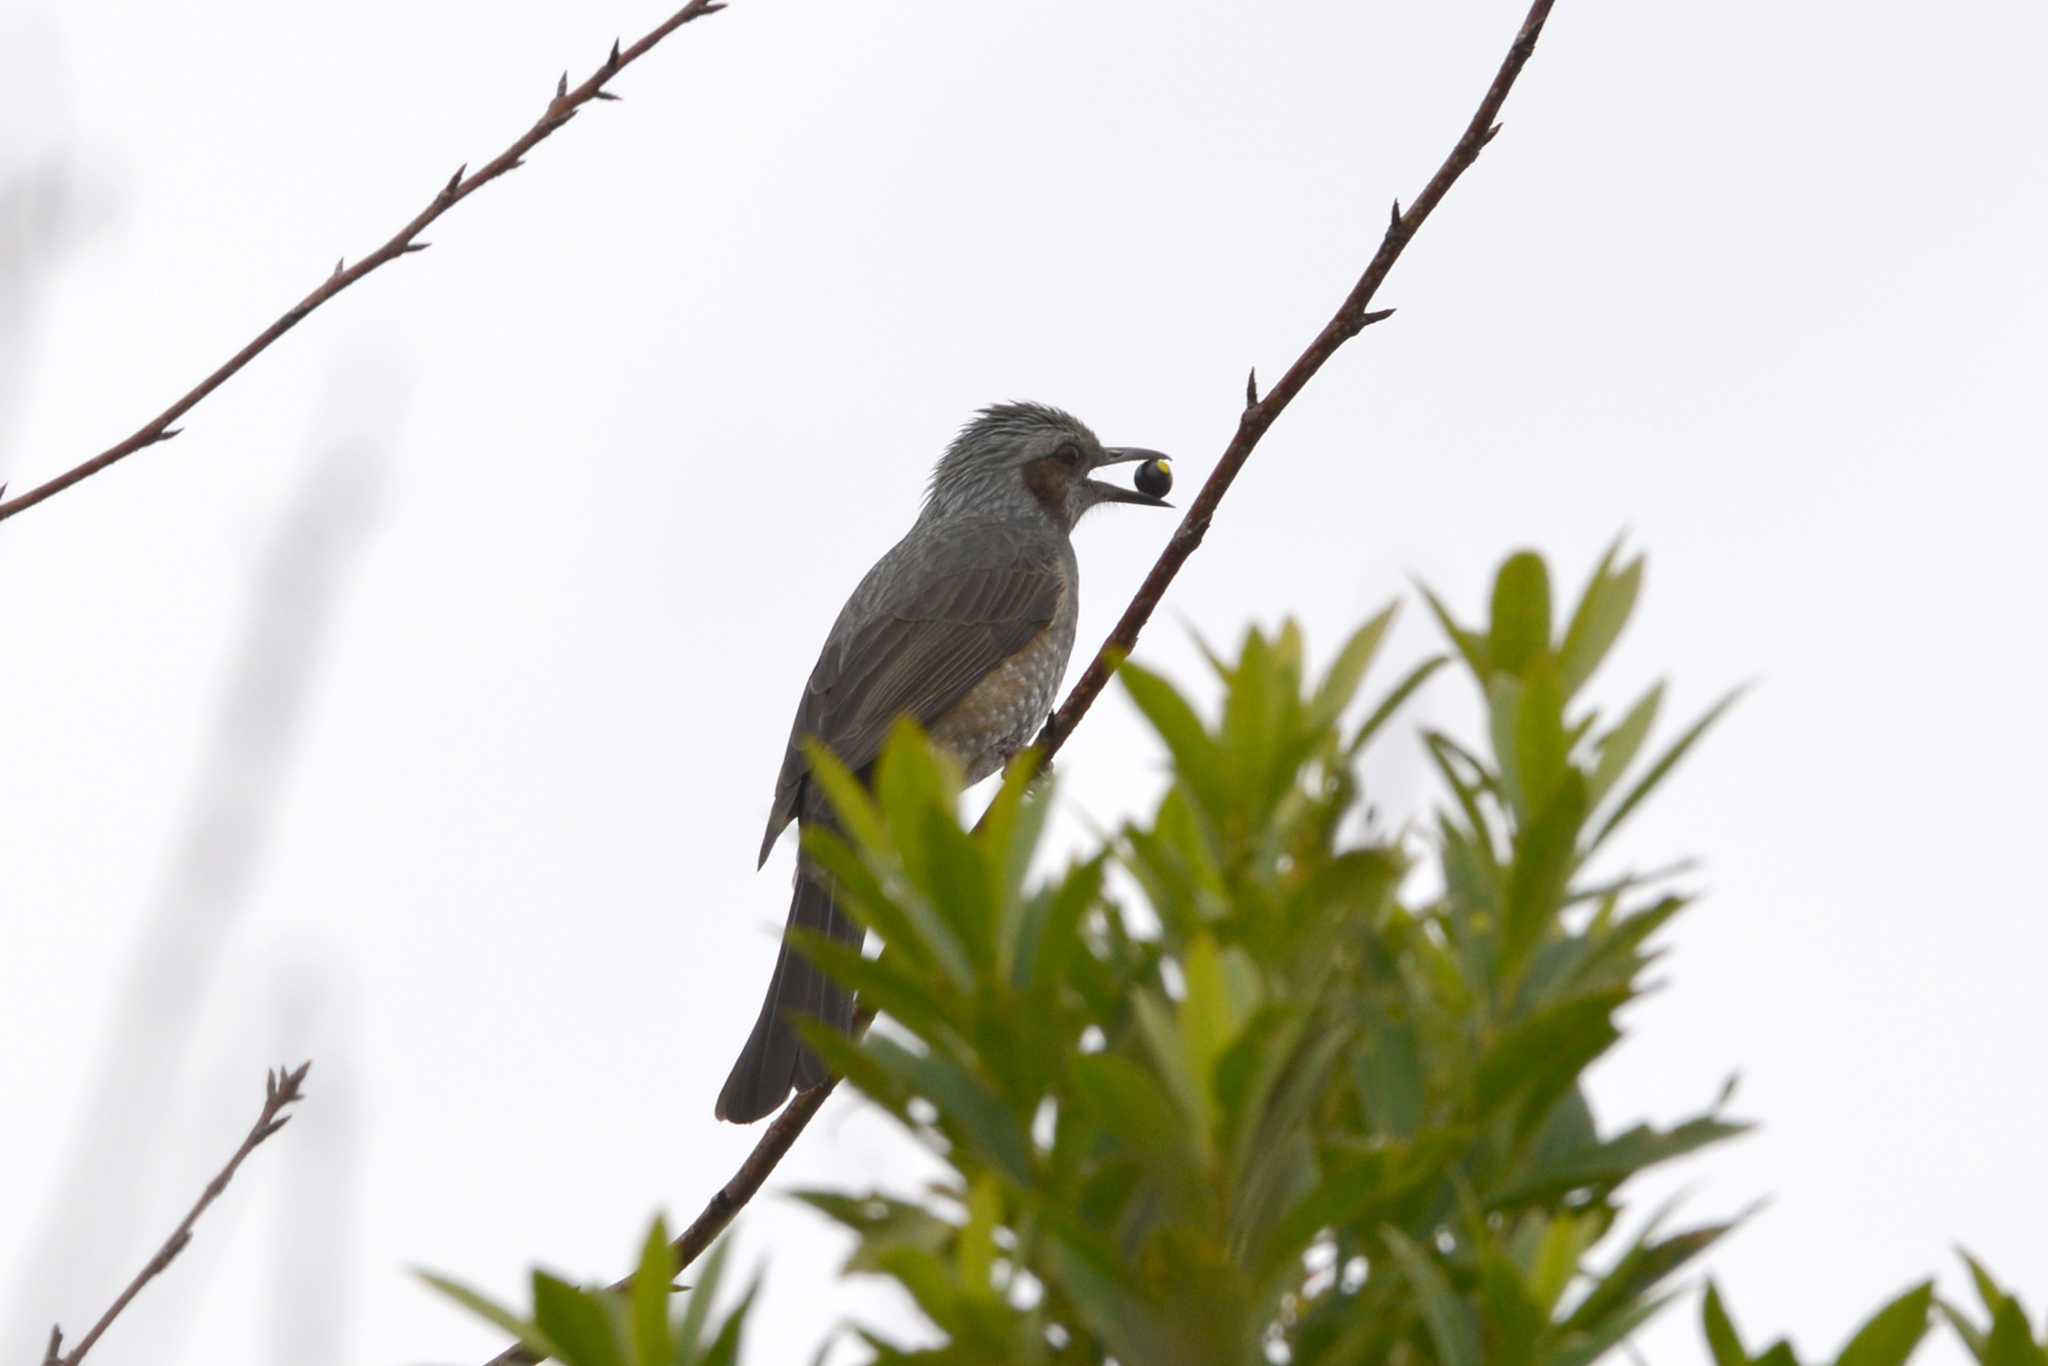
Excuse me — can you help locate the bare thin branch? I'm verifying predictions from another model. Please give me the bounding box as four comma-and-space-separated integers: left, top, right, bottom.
471, 4, 1558, 1363
51, 1062, 312, 1366
1034, 0, 1557, 765
0, 0, 727, 527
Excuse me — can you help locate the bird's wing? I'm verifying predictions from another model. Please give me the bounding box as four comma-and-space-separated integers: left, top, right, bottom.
758, 529, 1064, 865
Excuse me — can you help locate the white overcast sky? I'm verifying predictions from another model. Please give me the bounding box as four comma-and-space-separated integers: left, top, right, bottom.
3, 1, 2043, 1363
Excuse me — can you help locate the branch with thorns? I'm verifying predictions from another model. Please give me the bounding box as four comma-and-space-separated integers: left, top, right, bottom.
42, 1062, 312, 1366
478, 0, 1560, 1360
0, 0, 727, 526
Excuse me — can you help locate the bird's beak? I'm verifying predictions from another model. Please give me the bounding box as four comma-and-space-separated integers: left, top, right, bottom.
1086, 447, 1174, 508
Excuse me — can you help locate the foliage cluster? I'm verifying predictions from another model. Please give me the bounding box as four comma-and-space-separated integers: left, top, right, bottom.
434, 548, 2045, 1366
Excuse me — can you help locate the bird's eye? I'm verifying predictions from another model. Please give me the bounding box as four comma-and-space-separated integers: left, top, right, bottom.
1055, 443, 1083, 467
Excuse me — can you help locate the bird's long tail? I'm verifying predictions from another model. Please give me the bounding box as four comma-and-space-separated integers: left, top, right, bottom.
714, 868, 858, 1123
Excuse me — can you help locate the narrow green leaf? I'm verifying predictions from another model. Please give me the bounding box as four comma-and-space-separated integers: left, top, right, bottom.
1503, 769, 1589, 975
956, 1177, 1001, 1299
1475, 989, 1624, 1117
799, 825, 974, 991
673, 1238, 731, 1360
1834, 1281, 1934, 1366
1959, 1249, 2011, 1320
1489, 551, 1554, 678
1529, 1212, 1596, 1317
1181, 932, 1248, 1119
692, 1274, 757, 1366
1043, 1225, 1172, 1364
1491, 1115, 1751, 1205
532, 1271, 626, 1366
798, 739, 888, 860
1703, 1282, 1752, 1366
1309, 604, 1398, 733
1587, 682, 1661, 809
1592, 686, 1747, 851
1013, 856, 1104, 992
1133, 989, 1210, 1146
1982, 1299, 2048, 1366
875, 718, 960, 893
1121, 659, 1228, 815
1420, 581, 1494, 686
1514, 656, 1570, 818
1480, 1251, 1546, 1366
631, 1218, 676, 1366
1069, 1052, 1205, 1209
1382, 1226, 1484, 1366
416, 1272, 561, 1359
1348, 654, 1450, 757
862, 1036, 1037, 1185
1560, 549, 1644, 697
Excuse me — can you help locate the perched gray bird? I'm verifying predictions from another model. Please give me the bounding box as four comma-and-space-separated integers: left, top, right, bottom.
716, 403, 1172, 1123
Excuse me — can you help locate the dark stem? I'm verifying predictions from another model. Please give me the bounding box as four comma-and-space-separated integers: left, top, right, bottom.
0, 0, 727, 527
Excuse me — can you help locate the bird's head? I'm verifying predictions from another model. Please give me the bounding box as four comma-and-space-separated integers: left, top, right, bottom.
925, 402, 1173, 532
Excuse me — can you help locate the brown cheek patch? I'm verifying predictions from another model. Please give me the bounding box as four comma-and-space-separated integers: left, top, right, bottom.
1022, 457, 1070, 520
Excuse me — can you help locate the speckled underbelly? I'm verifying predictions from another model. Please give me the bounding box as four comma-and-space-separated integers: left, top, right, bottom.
928, 618, 1073, 785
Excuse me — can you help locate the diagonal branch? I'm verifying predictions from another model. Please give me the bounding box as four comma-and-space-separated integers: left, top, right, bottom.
475, 2, 1559, 1361
0, 0, 727, 527
1035, 0, 1558, 764
43, 1062, 312, 1366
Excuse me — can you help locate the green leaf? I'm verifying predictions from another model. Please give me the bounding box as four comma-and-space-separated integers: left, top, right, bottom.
798, 739, 888, 860
1511, 657, 1570, 819
1480, 1251, 1546, 1366
784, 931, 958, 1048
532, 1271, 626, 1366
1982, 1300, 2048, 1366
1587, 681, 1663, 808
1502, 769, 1589, 976
1475, 989, 1624, 1120
1043, 1222, 1172, 1364
862, 1036, 1037, 1185
921, 806, 995, 970
1070, 1052, 1205, 1209
1561, 1217, 1735, 1338
673, 1237, 731, 1361
956, 1177, 1001, 1299
1348, 654, 1450, 757
1121, 659, 1228, 815
1834, 1281, 1933, 1366
875, 718, 960, 893
1420, 581, 1494, 686
1382, 1226, 1484, 1366
1491, 1114, 1751, 1205
1962, 1249, 2012, 1318
1528, 1212, 1597, 1317
1309, 603, 1398, 733
631, 1219, 676, 1366
1559, 545, 1644, 697
1704, 1282, 1752, 1366
799, 824, 974, 992
692, 1272, 757, 1366
416, 1272, 562, 1359
1012, 855, 1104, 992
1181, 932, 1251, 1119
1489, 551, 1554, 678
1591, 686, 1747, 851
